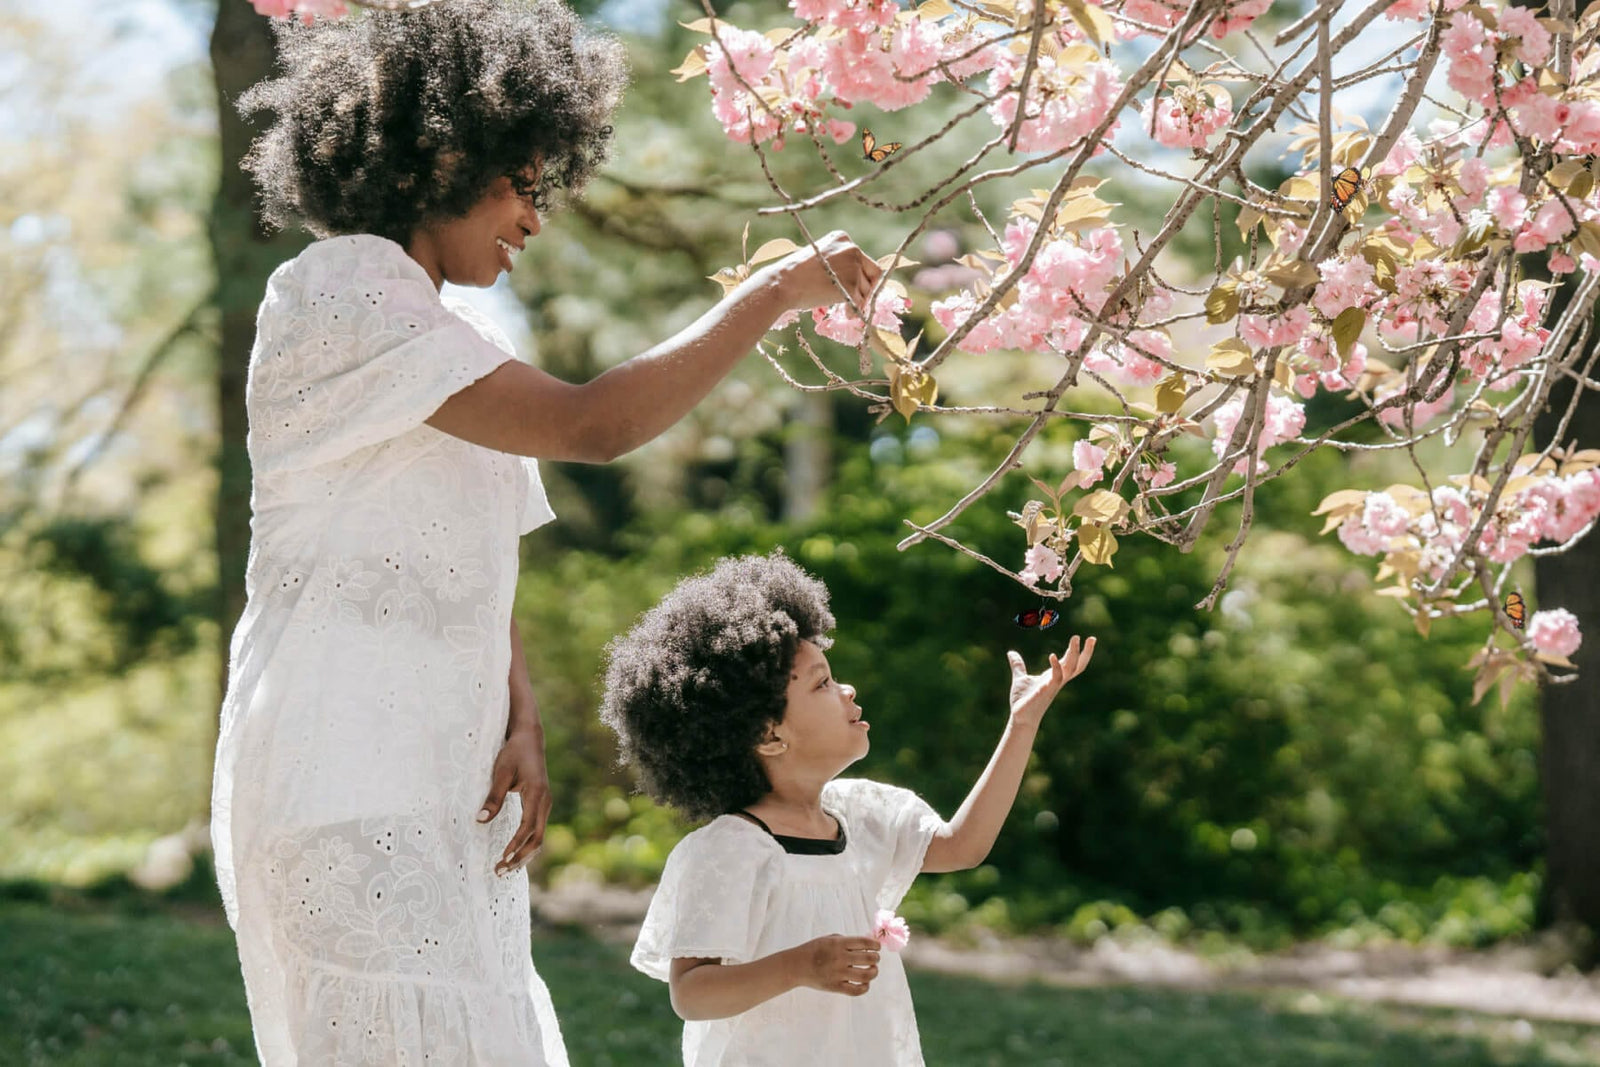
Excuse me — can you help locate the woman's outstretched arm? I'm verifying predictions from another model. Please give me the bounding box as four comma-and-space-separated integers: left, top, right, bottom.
426, 233, 881, 463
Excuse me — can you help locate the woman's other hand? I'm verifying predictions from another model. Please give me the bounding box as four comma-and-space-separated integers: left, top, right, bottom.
766, 230, 884, 312
479, 724, 553, 875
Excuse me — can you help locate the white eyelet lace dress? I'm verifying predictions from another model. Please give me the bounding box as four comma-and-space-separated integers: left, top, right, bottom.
632, 777, 941, 1066
211, 234, 567, 1066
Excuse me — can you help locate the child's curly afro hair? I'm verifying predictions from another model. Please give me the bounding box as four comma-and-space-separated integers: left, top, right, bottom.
239, 0, 627, 241
599, 553, 835, 822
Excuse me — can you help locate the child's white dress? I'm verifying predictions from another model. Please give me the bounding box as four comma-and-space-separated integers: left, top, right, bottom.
632, 777, 941, 1066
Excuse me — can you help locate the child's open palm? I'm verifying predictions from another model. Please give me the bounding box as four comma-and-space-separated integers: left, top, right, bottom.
1007, 635, 1095, 727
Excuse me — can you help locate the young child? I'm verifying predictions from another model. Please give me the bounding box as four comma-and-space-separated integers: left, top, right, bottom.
599, 552, 1096, 1065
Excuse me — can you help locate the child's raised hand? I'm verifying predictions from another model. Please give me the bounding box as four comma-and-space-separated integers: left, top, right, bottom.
792, 934, 881, 997
1007, 635, 1095, 728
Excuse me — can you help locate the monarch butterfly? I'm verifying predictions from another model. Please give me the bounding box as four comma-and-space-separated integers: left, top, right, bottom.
1504, 591, 1526, 630
862, 128, 902, 164
1328, 166, 1366, 211
1014, 606, 1060, 630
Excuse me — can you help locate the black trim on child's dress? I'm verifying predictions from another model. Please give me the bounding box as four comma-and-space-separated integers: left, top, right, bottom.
733, 809, 848, 855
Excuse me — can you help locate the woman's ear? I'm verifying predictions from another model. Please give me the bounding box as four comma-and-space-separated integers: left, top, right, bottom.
755, 734, 789, 758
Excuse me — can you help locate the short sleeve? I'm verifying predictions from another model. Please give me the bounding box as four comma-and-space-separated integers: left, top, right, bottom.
439, 295, 558, 535
825, 778, 942, 911
247, 235, 514, 475
631, 819, 779, 982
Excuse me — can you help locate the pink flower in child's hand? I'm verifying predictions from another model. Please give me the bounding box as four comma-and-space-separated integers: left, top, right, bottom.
874, 909, 910, 952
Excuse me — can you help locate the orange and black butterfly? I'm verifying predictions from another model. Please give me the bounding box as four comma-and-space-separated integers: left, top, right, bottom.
1504, 591, 1526, 630
1329, 166, 1366, 211
862, 128, 902, 164
1014, 606, 1060, 630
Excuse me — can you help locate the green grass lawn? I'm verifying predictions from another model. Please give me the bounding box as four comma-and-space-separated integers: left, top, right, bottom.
3, 898, 1599, 1066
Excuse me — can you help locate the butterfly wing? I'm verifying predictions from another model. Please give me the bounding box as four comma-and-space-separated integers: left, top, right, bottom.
1038, 609, 1060, 631
1014, 608, 1041, 629
861, 128, 877, 161
1504, 592, 1526, 629
1329, 167, 1363, 210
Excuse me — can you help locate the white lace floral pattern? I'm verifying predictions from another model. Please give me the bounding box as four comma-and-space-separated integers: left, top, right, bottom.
212, 235, 564, 1066
632, 777, 942, 1066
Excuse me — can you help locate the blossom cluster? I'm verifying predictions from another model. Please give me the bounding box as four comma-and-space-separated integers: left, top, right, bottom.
1332, 462, 1599, 658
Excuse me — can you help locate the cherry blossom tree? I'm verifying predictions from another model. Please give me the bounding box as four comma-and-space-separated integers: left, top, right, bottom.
666, 0, 1598, 705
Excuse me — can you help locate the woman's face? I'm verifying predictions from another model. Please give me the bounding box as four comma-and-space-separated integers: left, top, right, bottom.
772, 640, 871, 775
408, 168, 542, 288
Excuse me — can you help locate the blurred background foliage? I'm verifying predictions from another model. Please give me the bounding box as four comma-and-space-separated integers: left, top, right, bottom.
0, 0, 1547, 954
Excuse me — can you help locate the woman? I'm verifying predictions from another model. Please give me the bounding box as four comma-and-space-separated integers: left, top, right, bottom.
211, 2, 882, 1063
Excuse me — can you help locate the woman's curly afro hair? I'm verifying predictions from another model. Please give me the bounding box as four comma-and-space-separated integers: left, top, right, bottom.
599, 553, 836, 823
239, 0, 628, 241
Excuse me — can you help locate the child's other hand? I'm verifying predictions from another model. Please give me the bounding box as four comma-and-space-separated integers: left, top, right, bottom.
1007, 635, 1096, 728
793, 935, 881, 996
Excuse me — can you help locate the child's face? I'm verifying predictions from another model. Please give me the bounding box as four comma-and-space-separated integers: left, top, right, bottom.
773, 640, 871, 774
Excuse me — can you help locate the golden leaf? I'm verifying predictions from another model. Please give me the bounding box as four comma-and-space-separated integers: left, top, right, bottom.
1073, 489, 1130, 525
671, 46, 710, 82
707, 264, 750, 295
749, 238, 799, 265
1264, 258, 1320, 289
1312, 488, 1369, 517
1332, 307, 1367, 359
887, 363, 938, 422
1062, 0, 1115, 45
875, 253, 921, 271
1206, 338, 1256, 378
1154, 372, 1189, 415
1204, 286, 1240, 325
1078, 523, 1118, 566
1279, 175, 1320, 202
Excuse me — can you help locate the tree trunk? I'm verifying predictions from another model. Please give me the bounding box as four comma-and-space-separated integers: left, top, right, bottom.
783, 392, 833, 523
208, 1, 306, 705
1534, 304, 1600, 942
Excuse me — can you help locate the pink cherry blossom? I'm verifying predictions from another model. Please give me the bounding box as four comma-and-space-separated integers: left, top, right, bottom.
250, 0, 346, 19
1143, 461, 1176, 488
1337, 514, 1391, 556
1362, 491, 1412, 538
1458, 158, 1491, 200
812, 290, 911, 346
1141, 87, 1232, 149
1021, 544, 1063, 585
1312, 255, 1376, 319
792, 0, 897, 33
987, 51, 1123, 153
1211, 394, 1306, 475
1497, 5, 1552, 67
874, 909, 911, 951
1073, 441, 1108, 487
1385, 0, 1431, 22
1527, 608, 1582, 659
1209, 0, 1272, 39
